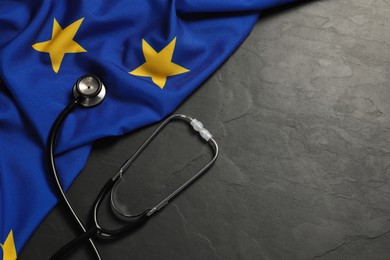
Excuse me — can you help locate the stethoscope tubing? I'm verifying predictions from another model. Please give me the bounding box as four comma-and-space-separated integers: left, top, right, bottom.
48, 98, 102, 260
50, 177, 150, 259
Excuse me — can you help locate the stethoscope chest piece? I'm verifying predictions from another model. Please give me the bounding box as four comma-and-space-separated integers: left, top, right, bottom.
73, 75, 106, 107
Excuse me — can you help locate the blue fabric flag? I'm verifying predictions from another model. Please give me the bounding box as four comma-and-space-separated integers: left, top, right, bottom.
0, 0, 294, 257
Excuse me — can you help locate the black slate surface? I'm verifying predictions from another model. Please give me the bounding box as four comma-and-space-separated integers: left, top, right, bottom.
20, 1, 390, 259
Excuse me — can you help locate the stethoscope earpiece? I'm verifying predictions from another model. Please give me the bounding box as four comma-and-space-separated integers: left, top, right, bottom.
73, 75, 106, 107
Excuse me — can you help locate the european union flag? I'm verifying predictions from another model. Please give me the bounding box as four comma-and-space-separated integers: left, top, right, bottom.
0, 0, 294, 257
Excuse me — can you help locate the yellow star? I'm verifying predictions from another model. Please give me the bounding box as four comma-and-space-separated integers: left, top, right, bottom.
0, 230, 17, 260
129, 37, 190, 89
32, 18, 87, 73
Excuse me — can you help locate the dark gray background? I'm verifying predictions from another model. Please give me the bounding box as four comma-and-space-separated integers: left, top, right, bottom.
20, 0, 390, 259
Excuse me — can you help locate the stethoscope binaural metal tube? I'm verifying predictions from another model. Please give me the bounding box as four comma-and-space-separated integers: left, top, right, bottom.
93, 114, 219, 237
109, 114, 219, 218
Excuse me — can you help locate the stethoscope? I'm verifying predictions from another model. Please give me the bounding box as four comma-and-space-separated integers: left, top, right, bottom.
47, 75, 219, 259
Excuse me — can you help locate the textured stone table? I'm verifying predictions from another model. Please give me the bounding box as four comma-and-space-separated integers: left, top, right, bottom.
20, 0, 390, 259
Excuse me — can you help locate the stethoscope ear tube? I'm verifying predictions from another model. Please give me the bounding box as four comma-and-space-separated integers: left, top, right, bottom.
109, 114, 219, 218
